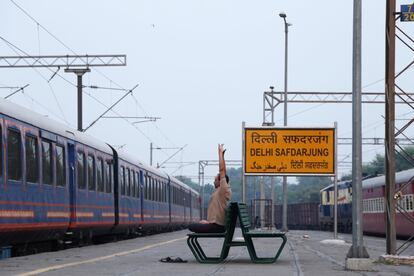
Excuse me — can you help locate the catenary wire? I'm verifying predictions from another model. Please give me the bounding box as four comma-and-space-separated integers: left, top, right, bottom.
10, 0, 179, 155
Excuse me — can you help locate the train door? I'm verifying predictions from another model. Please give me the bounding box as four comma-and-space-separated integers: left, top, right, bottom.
183, 188, 186, 222
167, 176, 171, 224
139, 170, 144, 221
189, 191, 193, 222
68, 142, 76, 226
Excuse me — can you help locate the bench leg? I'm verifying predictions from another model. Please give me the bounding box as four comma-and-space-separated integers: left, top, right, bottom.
245, 236, 287, 264
187, 237, 204, 263
191, 237, 207, 260
186, 237, 225, 263
273, 235, 287, 261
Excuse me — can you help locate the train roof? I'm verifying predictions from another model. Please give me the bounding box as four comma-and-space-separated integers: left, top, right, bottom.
117, 150, 199, 195
320, 168, 414, 192
117, 150, 167, 177
362, 168, 414, 189
320, 180, 352, 192
0, 98, 112, 154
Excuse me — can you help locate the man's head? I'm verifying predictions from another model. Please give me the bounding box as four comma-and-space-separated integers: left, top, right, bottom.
214, 174, 229, 188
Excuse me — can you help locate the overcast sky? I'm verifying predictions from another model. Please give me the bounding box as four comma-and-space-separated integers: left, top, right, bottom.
1, 0, 413, 182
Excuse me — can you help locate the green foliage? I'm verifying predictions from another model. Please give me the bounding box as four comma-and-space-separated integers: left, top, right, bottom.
175, 175, 200, 192
340, 146, 414, 181
293, 176, 332, 202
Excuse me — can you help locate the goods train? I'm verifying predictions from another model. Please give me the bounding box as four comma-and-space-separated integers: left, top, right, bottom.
0, 98, 201, 251
274, 202, 320, 230
319, 169, 414, 237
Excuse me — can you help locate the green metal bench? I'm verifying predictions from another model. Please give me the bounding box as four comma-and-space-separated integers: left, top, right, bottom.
236, 202, 287, 263
187, 202, 241, 263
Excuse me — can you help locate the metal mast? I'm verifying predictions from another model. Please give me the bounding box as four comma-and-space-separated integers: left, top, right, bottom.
385, 0, 396, 255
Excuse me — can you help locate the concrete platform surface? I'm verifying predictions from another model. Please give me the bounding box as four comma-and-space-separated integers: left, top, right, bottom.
0, 229, 413, 276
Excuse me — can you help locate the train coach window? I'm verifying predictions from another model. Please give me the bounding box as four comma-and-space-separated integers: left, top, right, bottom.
105, 161, 112, 193
149, 178, 153, 200
56, 145, 66, 187
158, 181, 162, 202
42, 140, 53, 185
408, 195, 413, 211
87, 155, 95, 191
162, 182, 167, 202
152, 178, 155, 201
120, 166, 125, 195
152, 179, 156, 201
153, 180, 157, 201
160, 181, 164, 202
97, 158, 104, 192
144, 175, 148, 199
160, 182, 163, 202
76, 151, 86, 189
159, 181, 162, 202
135, 172, 141, 198
25, 135, 38, 183
148, 177, 151, 200
126, 168, 131, 196
160, 181, 163, 202
155, 179, 158, 201
7, 128, 22, 181
131, 170, 136, 197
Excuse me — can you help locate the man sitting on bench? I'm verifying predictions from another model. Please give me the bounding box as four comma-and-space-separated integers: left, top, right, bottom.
189, 144, 231, 233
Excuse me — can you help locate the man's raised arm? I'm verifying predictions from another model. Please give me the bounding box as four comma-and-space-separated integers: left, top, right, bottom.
218, 144, 226, 180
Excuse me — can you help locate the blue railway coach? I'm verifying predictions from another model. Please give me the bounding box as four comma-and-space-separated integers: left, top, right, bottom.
0, 98, 201, 249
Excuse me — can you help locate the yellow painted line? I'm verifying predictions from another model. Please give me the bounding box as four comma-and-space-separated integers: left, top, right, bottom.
17, 237, 186, 276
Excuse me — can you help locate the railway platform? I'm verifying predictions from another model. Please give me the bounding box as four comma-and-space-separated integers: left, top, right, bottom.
0, 229, 413, 276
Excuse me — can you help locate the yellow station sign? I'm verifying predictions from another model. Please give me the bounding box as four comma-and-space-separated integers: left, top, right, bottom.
244, 128, 335, 175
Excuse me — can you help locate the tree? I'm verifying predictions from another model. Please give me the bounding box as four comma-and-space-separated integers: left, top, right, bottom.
293, 176, 332, 203
175, 175, 200, 192
340, 146, 414, 181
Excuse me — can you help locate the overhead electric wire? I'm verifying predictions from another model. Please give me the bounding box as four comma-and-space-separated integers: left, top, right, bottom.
83, 90, 154, 143
0, 36, 76, 88
10, 0, 180, 161
10, 0, 77, 58
21, 88, 70, 124
0, 36, 71, 124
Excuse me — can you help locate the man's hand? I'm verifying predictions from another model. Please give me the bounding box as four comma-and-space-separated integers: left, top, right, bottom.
218, 144, 226, 157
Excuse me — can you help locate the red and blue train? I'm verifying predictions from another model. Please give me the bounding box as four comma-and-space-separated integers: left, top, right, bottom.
319, 169, 414, 237
0, 98, 201, 249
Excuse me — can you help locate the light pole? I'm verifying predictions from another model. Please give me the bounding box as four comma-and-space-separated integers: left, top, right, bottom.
279, 11, 291, 232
